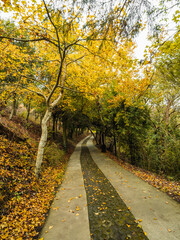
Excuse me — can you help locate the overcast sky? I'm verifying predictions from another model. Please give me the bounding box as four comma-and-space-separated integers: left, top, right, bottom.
0, 0, 178, 61
134, 0, 178, 60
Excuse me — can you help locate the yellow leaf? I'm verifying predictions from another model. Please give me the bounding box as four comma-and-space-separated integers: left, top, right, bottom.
76, 206, 80, 211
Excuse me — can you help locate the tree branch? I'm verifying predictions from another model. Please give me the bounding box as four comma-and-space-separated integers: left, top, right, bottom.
20, 74, 52, 93
42, 0, 62, 60
51, 63, 67, 108
66, 54, 85, 66
21, 86, 47, 100
47, 49, 66, 106
0, 35, 59, 48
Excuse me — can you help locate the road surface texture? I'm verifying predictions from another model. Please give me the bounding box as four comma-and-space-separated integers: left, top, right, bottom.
40, 136, 180, 240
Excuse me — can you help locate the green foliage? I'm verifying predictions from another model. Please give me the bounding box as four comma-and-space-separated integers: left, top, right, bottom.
44, 141, 65, 166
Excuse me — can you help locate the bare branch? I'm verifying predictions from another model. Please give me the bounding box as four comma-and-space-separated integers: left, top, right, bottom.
21, 86, 47, 100
67, 54, 85, 66
57, 85, 94, 96
51, 63, 67, 108
0, 35, 59, 48
42, 0, 62, 59
75, 43, 113, 64
20, 74, 52, 93
47, 49, 66, 105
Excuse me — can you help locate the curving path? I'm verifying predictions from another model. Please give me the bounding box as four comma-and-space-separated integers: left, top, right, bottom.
40, 136, 180, 240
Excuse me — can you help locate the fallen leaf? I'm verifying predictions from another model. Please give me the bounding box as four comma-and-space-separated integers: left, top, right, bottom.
69, 210, 75, 213
52, 207, 59, 211
76, 206, 80, 211
49, 225, 53, 230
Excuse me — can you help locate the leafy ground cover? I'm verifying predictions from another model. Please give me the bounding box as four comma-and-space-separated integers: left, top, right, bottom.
0, 113, 86, 239
105, 152, 180, 203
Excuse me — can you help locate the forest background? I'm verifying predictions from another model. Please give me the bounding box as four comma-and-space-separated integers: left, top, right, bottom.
0, 0, 179, 239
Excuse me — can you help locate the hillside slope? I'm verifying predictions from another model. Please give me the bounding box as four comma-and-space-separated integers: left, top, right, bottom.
0, 111, 85, 239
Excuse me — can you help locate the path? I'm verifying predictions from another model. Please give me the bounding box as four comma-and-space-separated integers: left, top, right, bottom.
40, 136, 180, 240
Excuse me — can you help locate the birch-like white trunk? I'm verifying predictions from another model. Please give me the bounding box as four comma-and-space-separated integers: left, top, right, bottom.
35, 108, 52, 178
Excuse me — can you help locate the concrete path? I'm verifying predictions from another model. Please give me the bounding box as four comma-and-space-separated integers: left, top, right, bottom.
87, 137, 180, 240
40, 136, 180, 240
39, 137, 90, 240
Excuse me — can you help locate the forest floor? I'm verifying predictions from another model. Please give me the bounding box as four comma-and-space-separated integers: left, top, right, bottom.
0, 110, 87, 240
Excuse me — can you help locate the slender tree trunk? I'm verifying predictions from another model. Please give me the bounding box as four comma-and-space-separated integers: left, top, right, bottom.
114, 133, 117, 157
9, 93, 17, 120
89, 128, 97, 144
75, 127, 78, 137
117, 136, 120, 159
68, 125, 74, 139
63, 119, 67, 151
99, 132, 101, 145
52, 115, 56, 139
55, 119, 58, 134
40, 113, 43, 125
26, 102, 31, 122
35, 108, 52, 178
58, 119, 61, 130
101, 133, 106, 152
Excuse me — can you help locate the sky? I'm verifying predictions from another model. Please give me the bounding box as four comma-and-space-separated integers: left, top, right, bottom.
134, 29, 151, 60
0, 0, 178, 61
133, 0, 179, 60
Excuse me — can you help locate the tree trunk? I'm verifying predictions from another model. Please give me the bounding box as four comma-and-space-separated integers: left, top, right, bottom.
75, 127, 78, 137
68, 125, 74, 139
55, 118, 58, 134
40, 113, 43, 125
9, 93, 17, 120
26, 102, 31, 122
63, 119, 67, 151
52, 115, 56, 139
128, 133, 136, 165
35, 108, 52, 178
98, 131, 102, 145
58, 119, 61, 130
101, 133, 106, 152
114, 133, 117, 157
117, 135, 120, 159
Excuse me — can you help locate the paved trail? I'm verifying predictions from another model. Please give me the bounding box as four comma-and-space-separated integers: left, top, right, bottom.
40, 136, 180, 240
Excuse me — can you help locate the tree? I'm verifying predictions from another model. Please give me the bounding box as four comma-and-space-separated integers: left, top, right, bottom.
0, 0, 161, 177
